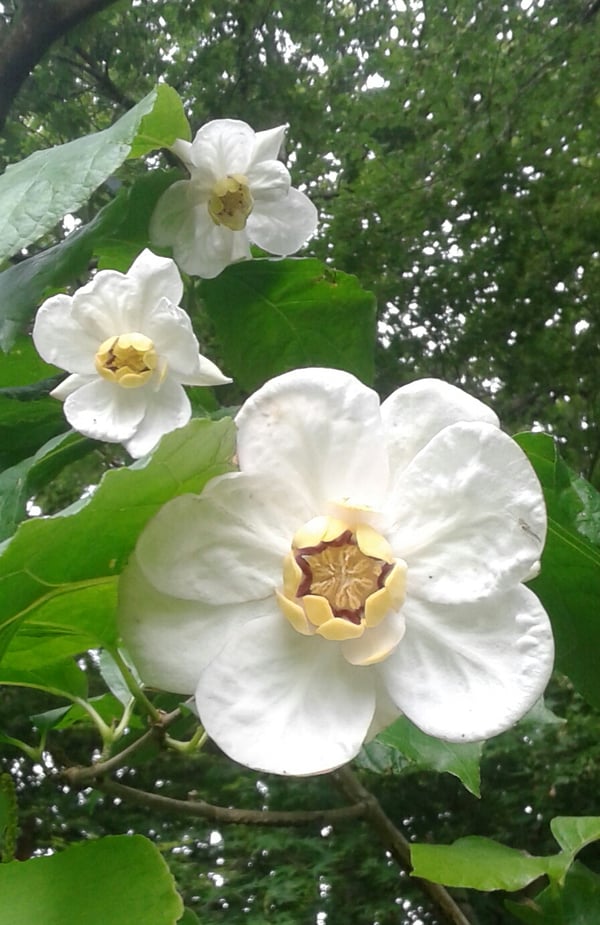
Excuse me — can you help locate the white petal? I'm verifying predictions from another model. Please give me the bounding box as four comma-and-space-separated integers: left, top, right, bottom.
381, 378, 499, 476
71, 270, 140, 338
342, 612, 406, 666
142, 300, 230, 385
127, 248, 183, 309
247, 187, 318, 255
170, 138, 195, 173
51, 373, 92, 401
251, 124, 287, 162
189, 119, 255, 176
177, 206, 251, 278
122, 378, 191, 458
196, 612, 377, 775
247, 160, 290, 202
150, 180, 200, 249
388, 422, 547, 603
63, 377, 146, 442
32, 294, 98, 374
135, 471, 308, 602
118, 554, 264, 694
236, 367, 389, 511
377, 585, 554, 742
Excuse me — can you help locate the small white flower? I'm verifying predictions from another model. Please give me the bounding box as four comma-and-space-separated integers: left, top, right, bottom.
119, 369, 554, 775
32, 249, 230, 458
150, 119, 318, 278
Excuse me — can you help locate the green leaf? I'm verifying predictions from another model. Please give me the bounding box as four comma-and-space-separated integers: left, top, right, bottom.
0, 337, 58, 387
0, 85, 186, 262
550, 816, 600, 859
0, 389, 68, 470
506, 863, 600, 924
0, 835, 183, 925
0, 418, 235, 658
31, 693, 128, 732
378, 716, 482, 796
128, 84, 190, 158
201, 258, 376, 390
410, 836, 551, 892
0, 170, 176, 349
515, 433, 600, 708
411, 816, 600, 893
178, 910, 201, 925
0, 431, 94, 542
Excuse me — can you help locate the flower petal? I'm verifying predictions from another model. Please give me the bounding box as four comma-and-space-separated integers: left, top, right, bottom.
388, 422, 547, 603
247, 187, 318, 255
342, 611, 406, 666
251, 124, 287, 162
377, 585, 554, 742
70, 270, 140, 339
135, 471, 308, 602
236, 367, 389, 511
51, 373, 92, 401
122, 378, 191, 458
167, 196, 251, 278
189, 119, 255, 176
127, 248, 183, 308
247, 159, 290, 202
142, 300, 230, 385
63, 377, 146, 442
150, 180, 200, 249
196, 612, 377, 775
119, 555, 264, 694
381, 378, 499, 476
32, 294, 98, 374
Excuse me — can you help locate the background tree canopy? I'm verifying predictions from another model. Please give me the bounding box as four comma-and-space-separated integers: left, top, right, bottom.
1, 1, 600, 923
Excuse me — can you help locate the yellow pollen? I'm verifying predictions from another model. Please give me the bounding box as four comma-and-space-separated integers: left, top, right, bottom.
208, 174, 254, 231
95, 332, 160, 388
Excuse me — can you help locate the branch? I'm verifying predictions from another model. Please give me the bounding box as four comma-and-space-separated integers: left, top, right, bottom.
93, 778, 368, 828
332, 766, 474, 925
0, 0, 120, 131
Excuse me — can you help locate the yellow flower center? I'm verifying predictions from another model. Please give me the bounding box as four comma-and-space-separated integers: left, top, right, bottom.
276, 512, 407, 642
208, 174, 254, 231
95, 332, 160, 389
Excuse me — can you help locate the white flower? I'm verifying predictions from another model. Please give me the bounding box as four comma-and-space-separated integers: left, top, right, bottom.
32, 249, 230, 458
119, 369, 554, 775
149, 119, 318, 278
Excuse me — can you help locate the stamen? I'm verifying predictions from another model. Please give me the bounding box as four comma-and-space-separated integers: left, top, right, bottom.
95, 332, 160, 388
208, 174, 254, 231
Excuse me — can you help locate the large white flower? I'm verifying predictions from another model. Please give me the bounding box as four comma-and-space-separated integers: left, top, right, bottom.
119, 369, 554, 775
33, 249, 230, 458
149, 119, 318, 278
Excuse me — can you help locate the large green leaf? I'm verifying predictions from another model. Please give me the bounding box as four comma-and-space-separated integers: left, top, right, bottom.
358, 716, 482, 796
0, 835, 183, 925
411, 816, 600, 893
516, 433, 600, 708
507, 863, 600, 924
201, 257, 376, 390
0, 170, 176, 350
411, 836, 551, 892
0, 418, 235, 660
0, 431, 94, 542
0, 84, 187, 263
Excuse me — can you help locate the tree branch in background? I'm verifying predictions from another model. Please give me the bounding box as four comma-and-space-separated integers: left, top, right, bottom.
0, 0, 120, 131
333, 765, 475, 925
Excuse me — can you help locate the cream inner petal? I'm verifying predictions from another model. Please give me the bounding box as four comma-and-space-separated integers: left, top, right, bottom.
276, 508, 407, 660
95, 332, 162, 388
208, 174, 254, 230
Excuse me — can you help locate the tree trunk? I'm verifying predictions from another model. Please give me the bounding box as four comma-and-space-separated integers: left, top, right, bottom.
0, 0, 120, 132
